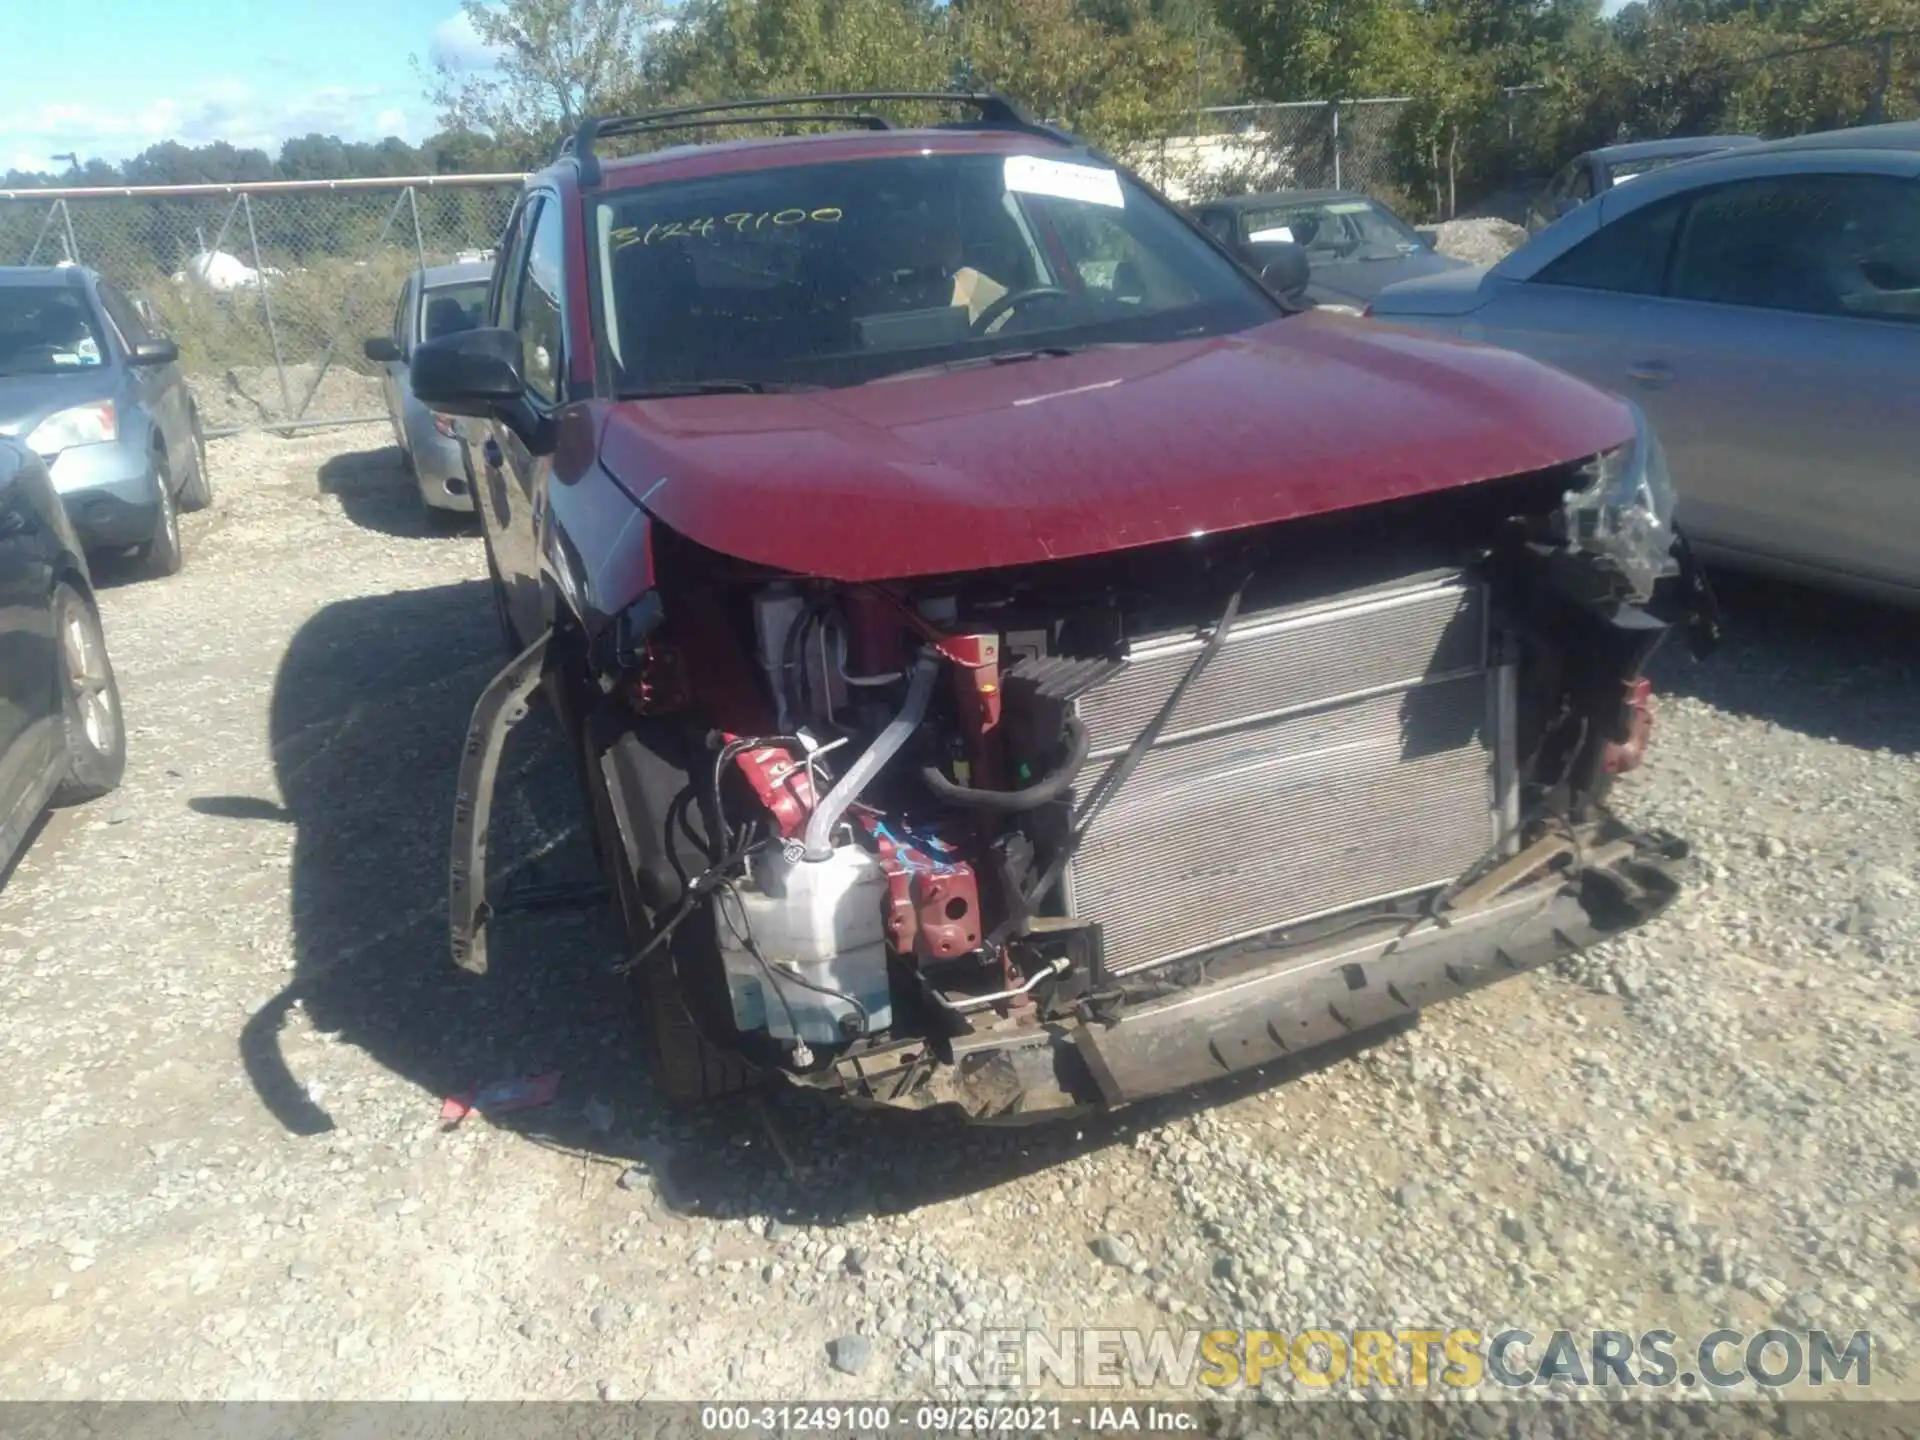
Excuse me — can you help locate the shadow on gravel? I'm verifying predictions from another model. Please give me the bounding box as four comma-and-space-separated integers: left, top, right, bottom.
227, 579, 1396, 1219
1650, 570, 1920, 756
318, 446, 477, 540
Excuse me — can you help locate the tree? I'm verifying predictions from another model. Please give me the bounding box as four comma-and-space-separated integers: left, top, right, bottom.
424, 0, 669, 148
952, 0, 1216, 143
641, 0, 953, 104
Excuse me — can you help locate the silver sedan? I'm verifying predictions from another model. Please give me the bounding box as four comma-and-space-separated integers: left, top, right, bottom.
363, 261, 492, 514
1370, 121, 1920, 607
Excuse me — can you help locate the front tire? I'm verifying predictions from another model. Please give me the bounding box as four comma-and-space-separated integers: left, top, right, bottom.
583, 708, 758, 1104
177, 414, 212, 512
51, 582, 126, 805
136, 453, 184, 577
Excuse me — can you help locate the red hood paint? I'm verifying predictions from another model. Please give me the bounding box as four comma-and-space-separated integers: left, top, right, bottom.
595, 313, 1634, 582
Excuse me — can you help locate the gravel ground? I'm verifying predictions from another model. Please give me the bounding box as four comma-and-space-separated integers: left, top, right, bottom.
1430, 218, 1528, 266
195, 365, 387, 434
0, 426, 1915, 1403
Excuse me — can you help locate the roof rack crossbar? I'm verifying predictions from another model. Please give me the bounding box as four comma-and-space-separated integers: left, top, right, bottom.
558, 91, 1045, 184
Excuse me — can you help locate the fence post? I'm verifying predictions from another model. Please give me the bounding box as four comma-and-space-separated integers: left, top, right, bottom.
241, 193, 293, 422
1867, 34, 1893, 124
405, 186, 429, 275
24, 198, 65, 265
1331, 102, 1342, 190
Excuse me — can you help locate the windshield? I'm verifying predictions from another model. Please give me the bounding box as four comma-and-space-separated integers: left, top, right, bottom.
419, 280, 489, 342
0, 285, 107, 377
592, 151, 1276, 393
1238, 198, 1421, 262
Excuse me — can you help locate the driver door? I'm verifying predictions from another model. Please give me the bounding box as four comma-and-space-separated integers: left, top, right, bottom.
481, 193, 566, 645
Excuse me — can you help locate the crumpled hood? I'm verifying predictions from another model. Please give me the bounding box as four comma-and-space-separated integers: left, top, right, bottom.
595, 312, 1632, 582
0, 369, 117, 443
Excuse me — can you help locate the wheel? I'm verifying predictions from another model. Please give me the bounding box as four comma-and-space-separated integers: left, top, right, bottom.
135, 452, 184, 577
583, 708, 758, 1103
176, 413, 212, 512
51, 582, 126, 805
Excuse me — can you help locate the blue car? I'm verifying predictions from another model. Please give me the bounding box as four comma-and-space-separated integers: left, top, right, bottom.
0, 265, 211, 577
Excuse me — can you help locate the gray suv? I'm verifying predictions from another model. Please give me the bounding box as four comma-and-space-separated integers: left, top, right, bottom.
0, 265, 211, 576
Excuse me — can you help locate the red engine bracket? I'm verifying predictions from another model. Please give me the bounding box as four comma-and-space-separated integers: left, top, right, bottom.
1603, 677, 1655, 775
728, 739, 817, 839
865, 819, 982, 961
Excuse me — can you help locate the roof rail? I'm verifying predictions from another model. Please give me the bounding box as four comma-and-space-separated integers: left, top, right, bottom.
555, 91, 1052, 185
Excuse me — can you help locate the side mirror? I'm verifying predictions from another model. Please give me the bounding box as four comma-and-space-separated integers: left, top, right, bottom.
1242, 239, 1310, 303
1414, 227, 1440, 249
411, 327, 553, 451
363, 336, 401, 363
410, 327, 524, 418
127, 338, 179, 367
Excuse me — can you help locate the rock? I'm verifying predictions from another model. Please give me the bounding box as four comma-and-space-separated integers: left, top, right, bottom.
1500, 1215, 1529, 1246
828, 1334, 872, 1376
288, 1260, 317, 1282
1090, 1234, 1135, 1268
590, 1303, 617, 1332
819, 1244, 848, 1274
599, 1379, 628, 1401
616, 1167, 650, 1192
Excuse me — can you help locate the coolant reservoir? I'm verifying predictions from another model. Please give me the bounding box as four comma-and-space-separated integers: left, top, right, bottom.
717, 846, 893, 1047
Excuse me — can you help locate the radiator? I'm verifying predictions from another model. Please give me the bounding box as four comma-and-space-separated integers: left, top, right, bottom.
1063, 570, 1517, 976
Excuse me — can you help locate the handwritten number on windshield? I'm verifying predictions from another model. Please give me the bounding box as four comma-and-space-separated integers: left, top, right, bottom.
612, 208, 843, 250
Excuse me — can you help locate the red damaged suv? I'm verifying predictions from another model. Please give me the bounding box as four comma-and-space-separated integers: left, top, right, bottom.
414, 93, 1715, 1121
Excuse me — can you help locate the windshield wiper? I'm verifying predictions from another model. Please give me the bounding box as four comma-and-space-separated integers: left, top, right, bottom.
873, 344, 1126, 384
620, 379, 823, 398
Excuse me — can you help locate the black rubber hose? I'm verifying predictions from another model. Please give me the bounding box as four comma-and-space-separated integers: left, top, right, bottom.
918, 714, 1092, 812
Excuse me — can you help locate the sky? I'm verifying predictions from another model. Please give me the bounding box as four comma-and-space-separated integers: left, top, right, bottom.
1, 0, 1638, 176
0, 0, 503, 175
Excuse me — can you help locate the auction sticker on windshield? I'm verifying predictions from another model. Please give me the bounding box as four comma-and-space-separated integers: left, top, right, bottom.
1005, 155, 1125, 209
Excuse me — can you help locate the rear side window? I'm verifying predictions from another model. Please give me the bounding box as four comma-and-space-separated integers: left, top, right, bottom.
491, 199, 538, 329
1568, 166, 1595, 201
1667, 173, 1920, 323
511, 199, 566, 404
1533, 192, 1687, 295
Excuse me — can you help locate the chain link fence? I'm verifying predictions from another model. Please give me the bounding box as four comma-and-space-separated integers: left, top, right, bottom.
0, 176, 524, 434
1130, 99, 1413, 208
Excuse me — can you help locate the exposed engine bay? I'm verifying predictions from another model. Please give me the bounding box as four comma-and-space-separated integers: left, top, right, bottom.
503, 445, 1709, 1122
446, 435, 1713, 1121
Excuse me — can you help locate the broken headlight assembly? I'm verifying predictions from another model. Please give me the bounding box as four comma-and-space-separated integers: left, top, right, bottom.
1557, 403, 1679, 605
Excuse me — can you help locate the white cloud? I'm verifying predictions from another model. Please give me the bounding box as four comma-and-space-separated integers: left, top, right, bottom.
428, 10, 505, 73
1, 82, 433, 171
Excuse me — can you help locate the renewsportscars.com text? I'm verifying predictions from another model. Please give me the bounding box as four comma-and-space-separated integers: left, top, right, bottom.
933, 1327, 1875, 1392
